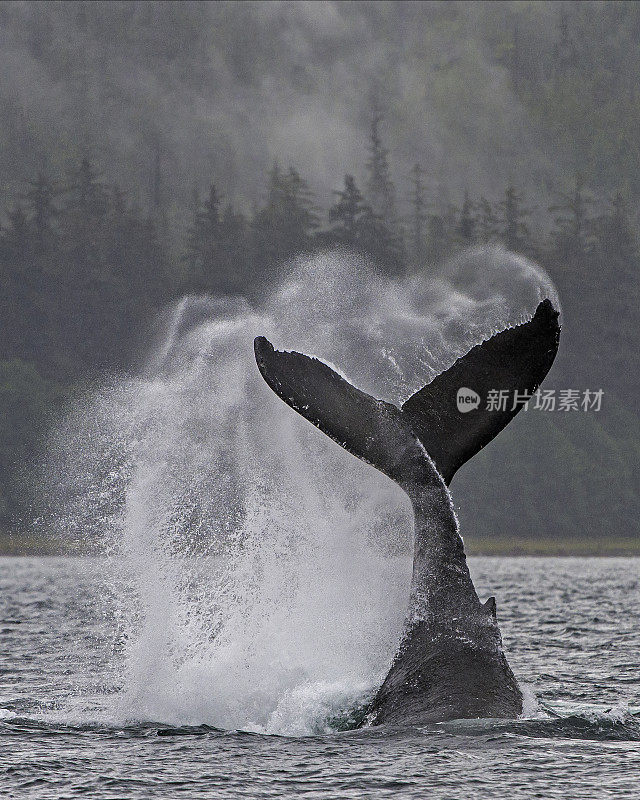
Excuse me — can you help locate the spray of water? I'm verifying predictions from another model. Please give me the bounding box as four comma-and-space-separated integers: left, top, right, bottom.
40, 246, 557, 734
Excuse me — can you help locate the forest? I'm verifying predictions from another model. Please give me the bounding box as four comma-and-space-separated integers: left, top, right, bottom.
1, 1, 639, 548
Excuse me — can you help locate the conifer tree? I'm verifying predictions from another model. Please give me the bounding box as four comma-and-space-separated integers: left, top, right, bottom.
71, 158, 108, 218
426, 212, 447, 264
216, 202, 248, 296
328, 173, 405, 273
63, 157, 108, 266
15, 173, 61, 365
499, 183, 530, 253
358, 206, 406, 274
150, 138, 170, 237
553, 11, 577, 86
365, 114, 397, 226
103, 184, 129, 282
60, 159, 117, 369
252, 163, 319, 282
0, 205, 31, 360
4, 205, 29, 253
511, 23, 521, 94
26, 172, 58, 247
250, 162, 284, 281
457, 191, 476, 246
109, 185, 127, 219
280, 166, 320, 249
328, 174, 369, 244
549, 175, 594, 260
185, 183, 221, 291
596, 192, 636, 267
476, 197, 499, 244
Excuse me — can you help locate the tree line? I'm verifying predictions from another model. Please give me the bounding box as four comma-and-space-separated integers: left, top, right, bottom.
1, 121, 636, 382
0, 116, 638, 524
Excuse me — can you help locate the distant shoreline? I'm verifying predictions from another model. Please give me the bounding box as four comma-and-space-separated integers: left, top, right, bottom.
464, 538, 640, 557
0, 531, 638, 558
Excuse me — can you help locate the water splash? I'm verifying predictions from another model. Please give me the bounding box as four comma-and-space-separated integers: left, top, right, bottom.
40, 246, 557, 734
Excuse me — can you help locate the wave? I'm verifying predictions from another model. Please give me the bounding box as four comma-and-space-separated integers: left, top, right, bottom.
37, 247, 559, 736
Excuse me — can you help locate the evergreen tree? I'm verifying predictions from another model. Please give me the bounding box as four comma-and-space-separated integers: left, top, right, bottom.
150, 138, 170, 237
456, 191, 476, 246
0, 206, 32, 361
56, 159, 119, 371
476, 196, 499, 244
25, 171, 58, 248
184, 185, 201, 276
152, 139, 163, 215
251, 163, 319, 284
595, 192, 636, 268
110, 206, 172, 367
553, 11, 577, 86
71, 158, 108, 217
499, 183, 530, 253
426, 212, 448, 264
216, 202, 248, 296
328, 173, 405, 273
103, 184, 130, 285
279, 166, 320, 248
328, 174, 369, 244
63, 157, 108, 265
4, 205, 29, 253
109, 184, 127, 219
365, 114, 397, 226
549, 175, 594, 260
358, 206, 406, 274
424, 187, 459, 265
185, 183, 221, 292
511, 23, 521, 94
0, 175, 64, 373
250, 161, 288, 274
362, 115, 406, 269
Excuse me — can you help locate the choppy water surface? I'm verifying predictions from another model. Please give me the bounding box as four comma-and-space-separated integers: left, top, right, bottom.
4, 253, 636, 796
1, 556, 638, 799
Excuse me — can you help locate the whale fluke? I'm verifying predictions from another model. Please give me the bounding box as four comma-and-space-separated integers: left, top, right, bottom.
254, 298, 561, 725
254, 336, 432, 488
255, 299, 560, 488
401, 298, 560, 483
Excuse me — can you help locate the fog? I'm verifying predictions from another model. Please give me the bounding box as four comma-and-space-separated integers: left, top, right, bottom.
1, 1, 639, 548
0, 2, 579, 219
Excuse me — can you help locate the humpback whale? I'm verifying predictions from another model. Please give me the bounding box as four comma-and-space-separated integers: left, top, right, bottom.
254, 298, 560, 725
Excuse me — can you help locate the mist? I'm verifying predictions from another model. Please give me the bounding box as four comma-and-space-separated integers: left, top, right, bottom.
0, 1, 608, 221
1, 0, 639, 549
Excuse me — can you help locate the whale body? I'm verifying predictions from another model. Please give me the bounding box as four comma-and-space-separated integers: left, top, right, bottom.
254, 298, 560, 725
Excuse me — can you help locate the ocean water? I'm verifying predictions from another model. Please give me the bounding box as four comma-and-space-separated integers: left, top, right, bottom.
1, 555, 638, 799
10, 254, 636, 796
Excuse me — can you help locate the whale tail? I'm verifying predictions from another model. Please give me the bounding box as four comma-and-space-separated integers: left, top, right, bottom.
254, 298, 560, 488
254, 297, 560, 724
